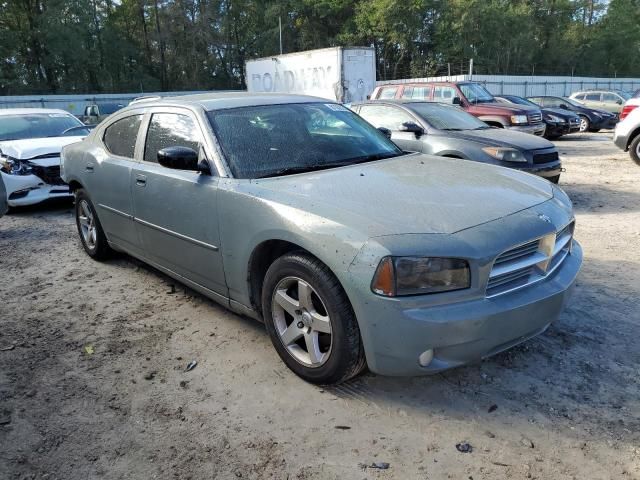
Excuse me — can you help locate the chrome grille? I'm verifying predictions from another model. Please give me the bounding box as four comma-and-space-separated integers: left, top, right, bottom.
528, 112, 543, 124
487, 222, 574, 297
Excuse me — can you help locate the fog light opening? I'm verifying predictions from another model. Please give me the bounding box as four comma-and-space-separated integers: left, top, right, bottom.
418, 349, 434, 367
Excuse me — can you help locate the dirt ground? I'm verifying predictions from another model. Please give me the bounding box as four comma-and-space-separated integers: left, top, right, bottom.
1, 132, 639, 480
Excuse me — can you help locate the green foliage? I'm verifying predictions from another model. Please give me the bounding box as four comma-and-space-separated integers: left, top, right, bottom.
0, 0, 638, 94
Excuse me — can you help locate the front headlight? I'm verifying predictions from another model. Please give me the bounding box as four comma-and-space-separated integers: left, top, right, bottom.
482, 147, 527, 163
510, 115, 528, 125
545, 114, 564, 123
371, 256, 470, 297
0, 157, 32, 175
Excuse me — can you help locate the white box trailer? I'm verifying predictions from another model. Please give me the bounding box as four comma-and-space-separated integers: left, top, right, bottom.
245, 47, 376, 103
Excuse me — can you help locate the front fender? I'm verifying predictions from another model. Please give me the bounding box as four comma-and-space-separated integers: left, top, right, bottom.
218, 182, 369, 308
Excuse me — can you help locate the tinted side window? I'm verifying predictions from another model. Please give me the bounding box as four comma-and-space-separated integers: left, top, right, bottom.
585, 93, 601, 101
144, 113, 201, 163
103, 115, 143, 158
573, 94, 584, 100
378, 87, 399, 99
433, 86, 457, 103
412, 86, 430, 100
401, 86, 414, 99
602, 93, 619, 102
359, 105, 414, 131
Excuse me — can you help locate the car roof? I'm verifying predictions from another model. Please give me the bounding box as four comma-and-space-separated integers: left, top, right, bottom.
126, 92, 330, 111
352, 100, 456, 107
0, 108, 75, 116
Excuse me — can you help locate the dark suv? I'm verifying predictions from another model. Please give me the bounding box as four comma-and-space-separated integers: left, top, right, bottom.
370, 81, 546, 136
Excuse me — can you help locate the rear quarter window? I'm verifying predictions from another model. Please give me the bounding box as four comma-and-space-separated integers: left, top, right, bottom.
103, 115, 143, 158
378, 87, 399, 99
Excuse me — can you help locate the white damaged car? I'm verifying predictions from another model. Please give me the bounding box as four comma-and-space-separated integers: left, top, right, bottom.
0, 109, 91, 207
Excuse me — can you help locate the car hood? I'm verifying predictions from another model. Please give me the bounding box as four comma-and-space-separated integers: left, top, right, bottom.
436, 128, 554, 150
0, 136, 85, 160
472, 101, 539, 114
250, 153, 554, 236
542, 108, 579, 119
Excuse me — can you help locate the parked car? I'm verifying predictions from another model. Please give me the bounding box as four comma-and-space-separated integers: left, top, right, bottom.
0, 109, 92, 207
496, 95, 581, 139
351, 100, 562, 183
370, 81, 546, 136
527, 96, 618, 132
613, 97, 640, 165
62, 93, 582, 384
79, 102, 125, 125
568, 90, 631, 115
0, 174, 7, 217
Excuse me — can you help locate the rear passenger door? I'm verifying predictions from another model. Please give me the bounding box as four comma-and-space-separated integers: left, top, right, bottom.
131, 107, 227, 297
357, 104, 425, 152
90, 112, 144, 255
582, 92, 602, 109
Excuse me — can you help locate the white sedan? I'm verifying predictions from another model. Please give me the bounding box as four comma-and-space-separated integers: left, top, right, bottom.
0, 109, 91, 207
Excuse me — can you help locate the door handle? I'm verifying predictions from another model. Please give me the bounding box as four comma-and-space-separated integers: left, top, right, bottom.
85, 164, 94, 172
135, 174, 147, 187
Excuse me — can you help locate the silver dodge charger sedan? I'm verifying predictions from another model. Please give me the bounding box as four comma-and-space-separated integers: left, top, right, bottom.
61, 93, 582, 384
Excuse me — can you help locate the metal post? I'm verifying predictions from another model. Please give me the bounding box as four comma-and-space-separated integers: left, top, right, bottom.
469, 59, 473, 80
524, 81, 528, 97
279, 17, 283, 55
448, 63, 451, 79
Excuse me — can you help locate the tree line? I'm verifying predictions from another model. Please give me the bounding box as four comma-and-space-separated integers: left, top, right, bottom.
0, 0, 638, 95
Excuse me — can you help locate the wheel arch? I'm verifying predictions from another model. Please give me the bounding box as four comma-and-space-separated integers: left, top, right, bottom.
627, 126, 640, 149
247, 239, 340, 317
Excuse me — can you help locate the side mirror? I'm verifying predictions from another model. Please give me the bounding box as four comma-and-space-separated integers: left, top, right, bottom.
399, 121, 424, 137
452, 96, 462, 106
559, 104, 568, 110
157, 146, 209, 173
378, 127, 392, 139
616, 99, 623, 105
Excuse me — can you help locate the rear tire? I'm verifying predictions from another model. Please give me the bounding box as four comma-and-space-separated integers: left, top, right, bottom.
74, 189, 111, 260
261, 252, 366, 384
630, 134, 640, 166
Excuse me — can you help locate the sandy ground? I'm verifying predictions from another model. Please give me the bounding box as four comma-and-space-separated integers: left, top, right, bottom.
1, 132, 639, 480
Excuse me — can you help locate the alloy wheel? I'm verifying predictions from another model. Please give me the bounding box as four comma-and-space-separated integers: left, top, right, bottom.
579, 117, 589, 132
78, 199, 97, 250
271, 276, 332, 367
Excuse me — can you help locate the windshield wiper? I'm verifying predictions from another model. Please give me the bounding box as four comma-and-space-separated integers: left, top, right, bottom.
257, 152, 401, 179
441, 127, 465, 131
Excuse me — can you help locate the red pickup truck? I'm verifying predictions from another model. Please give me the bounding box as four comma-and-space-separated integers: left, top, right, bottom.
370, 81, 546, 136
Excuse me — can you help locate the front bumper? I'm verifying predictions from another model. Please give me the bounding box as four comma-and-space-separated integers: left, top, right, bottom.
545, 121, 580, 137
1, 171, 72, 207
348, 239, 582, 377
508, 123, 546, 136
592, 116, 618, 130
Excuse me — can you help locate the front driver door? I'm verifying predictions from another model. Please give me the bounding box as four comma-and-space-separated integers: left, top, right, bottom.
131, 107, 227, 297
357, 104, 425, 153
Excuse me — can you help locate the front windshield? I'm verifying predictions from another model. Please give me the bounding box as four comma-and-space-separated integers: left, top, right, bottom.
408, 103, 489, 130
208, 103, 403, 179
507, 96, 538, 107
564, 97, 586, 107
0, 113, 86, 141
459, 83, 495, 103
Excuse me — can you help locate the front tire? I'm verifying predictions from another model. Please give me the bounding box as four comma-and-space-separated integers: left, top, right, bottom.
74, 189, 111, 260
630, 134, 640, 166
261, 252, 366, 384
578, 116, 590, 133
